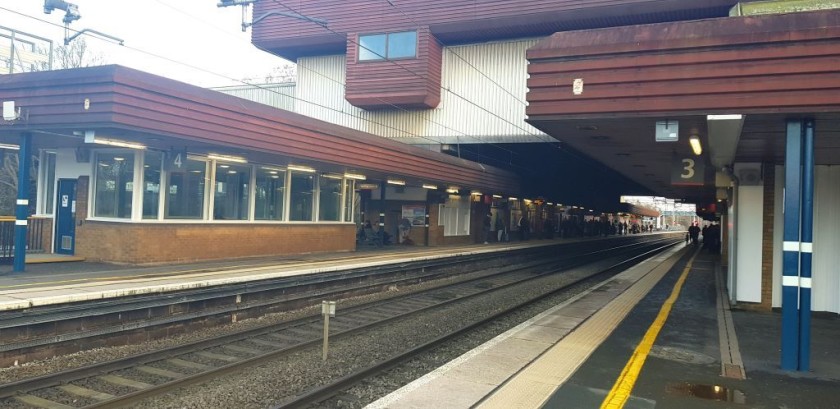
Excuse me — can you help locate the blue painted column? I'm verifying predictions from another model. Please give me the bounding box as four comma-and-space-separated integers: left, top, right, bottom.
781, 120, 802, 371
798, 120, 815, 371
12, 133, 32, 273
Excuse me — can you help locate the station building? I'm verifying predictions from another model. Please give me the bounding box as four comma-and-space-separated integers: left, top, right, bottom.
0, 65, 520, 264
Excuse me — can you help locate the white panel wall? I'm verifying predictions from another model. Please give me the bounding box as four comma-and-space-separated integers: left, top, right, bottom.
214, 83, 296, 112
811, 165, 840, 313
294, 40, 549, 144
55, 148, 92, 180
735, 185, 764, 303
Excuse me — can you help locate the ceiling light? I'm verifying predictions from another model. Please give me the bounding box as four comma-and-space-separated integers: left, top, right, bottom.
492, 194, 502, 198
288, 164, 316, 173
508, 197, 518, 201
0, 143, 20, 150
422, 184, 438, 190
387, 179, 405, 186
83, 131, 146, 150
689, 135, 702, 156
208, 153, 247, 163
321, 173, 343, 179
446, 188, 459, 194
471, 191, 482, 196
343, 172, 366, 180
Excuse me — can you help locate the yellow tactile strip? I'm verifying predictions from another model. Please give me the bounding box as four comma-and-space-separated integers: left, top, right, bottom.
477, 250, 682, 409
365, 247, 684, 409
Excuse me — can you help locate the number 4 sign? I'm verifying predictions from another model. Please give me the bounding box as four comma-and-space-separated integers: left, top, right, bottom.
165, 148, 188, 173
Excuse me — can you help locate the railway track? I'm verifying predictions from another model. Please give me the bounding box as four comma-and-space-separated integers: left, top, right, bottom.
0, 237, 680, 408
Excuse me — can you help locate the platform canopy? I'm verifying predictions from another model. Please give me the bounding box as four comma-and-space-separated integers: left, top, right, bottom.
0, 65, 520, 195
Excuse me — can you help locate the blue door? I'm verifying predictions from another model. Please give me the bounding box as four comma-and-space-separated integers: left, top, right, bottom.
55, 179, 77, 255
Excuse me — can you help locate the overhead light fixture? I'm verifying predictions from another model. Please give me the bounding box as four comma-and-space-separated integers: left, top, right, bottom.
321, 173, 343, 179
387, 179, 405, 186
446, 188, 459, 194
422, 184, 438, 190
470, 191, 482, 196
492, 194, 502, 199
0, 143, 20, 150
83, 131, 146, 150
707, 114, 743, 120
508, 197, 518, 201
343, 172, 366, 180
208, 153, 247, 163
689, 135, 702, 156
288, 164, 316, 173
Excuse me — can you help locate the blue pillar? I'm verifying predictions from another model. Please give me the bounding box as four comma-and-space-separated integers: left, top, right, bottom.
781, 120, 802, 371
12, 133, 32, 273
798, 120, 815, 371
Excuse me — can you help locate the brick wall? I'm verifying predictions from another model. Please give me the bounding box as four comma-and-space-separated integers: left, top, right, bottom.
75, 222, 356, 264
758, 162, 776, 310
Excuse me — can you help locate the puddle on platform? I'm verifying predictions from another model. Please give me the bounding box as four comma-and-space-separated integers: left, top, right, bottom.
666, 383, 746, 404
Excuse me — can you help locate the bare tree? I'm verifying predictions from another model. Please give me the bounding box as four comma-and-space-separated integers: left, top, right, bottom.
243, 63, 296, 84
54, 37, 106, 69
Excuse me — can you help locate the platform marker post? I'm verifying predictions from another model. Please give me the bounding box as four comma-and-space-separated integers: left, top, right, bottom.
13, 133, 32, 273
798, 120, 814, 371
322, 301, 336, 361
781, 120, 803, 371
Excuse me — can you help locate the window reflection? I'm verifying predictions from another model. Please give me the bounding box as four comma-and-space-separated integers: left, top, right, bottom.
165, 159, 206, 219
213, 162, 251, 220
319, 176, 342, 221
143, 151, 161, 219
255, 168, 286, 221
289, 172, 314, 221
94, 152, 134, 218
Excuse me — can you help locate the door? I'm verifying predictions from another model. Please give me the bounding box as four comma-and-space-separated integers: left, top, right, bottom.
55, 179, 77, 255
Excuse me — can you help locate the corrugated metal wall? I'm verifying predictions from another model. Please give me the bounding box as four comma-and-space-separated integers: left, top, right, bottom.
295, 39, 548, 144
214, 83, 296, 112
772, 165, 840, 313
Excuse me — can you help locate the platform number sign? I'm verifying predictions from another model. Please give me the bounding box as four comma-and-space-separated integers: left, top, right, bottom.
671, 155, 705, 186
165, 148, 187, 173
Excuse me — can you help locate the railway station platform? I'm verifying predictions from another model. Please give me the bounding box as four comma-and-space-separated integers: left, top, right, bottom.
367, 246, 840, 409
0, 235, 600, 312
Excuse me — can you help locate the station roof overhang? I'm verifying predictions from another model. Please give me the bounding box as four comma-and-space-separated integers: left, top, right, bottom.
0, 65, 519, 195
525, 9, 840, 205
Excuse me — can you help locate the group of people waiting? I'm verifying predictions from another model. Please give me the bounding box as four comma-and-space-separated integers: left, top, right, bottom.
686, 222, 721, 253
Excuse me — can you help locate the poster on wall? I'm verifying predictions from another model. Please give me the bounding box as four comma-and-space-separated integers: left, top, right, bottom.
402, 204, 426, 226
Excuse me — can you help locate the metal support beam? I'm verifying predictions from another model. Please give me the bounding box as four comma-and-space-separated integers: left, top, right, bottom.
798, 119, 815, 371
781, 119, 814, 371
13, 133, 31, 273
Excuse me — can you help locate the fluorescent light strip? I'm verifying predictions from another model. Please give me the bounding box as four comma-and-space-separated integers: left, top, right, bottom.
492, 195, 502, 198
321, 173, 343, 180
387, 179, 405, 186
0, 143, 20, 150
288, 164, 316, 173
422, 184, 438, 190
91, 138, 146, 150
208, 153, 247, 163
343, 173, 366, 180
471, 191, 482, 196
689, 136, 703, 156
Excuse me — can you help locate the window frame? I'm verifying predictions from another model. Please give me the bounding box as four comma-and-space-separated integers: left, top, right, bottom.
358, 30, 418, 62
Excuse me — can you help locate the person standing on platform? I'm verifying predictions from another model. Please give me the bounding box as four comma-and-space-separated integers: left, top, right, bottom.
495, 215, 506, 242
483, 213, 492, 244
518, 214, 529, 241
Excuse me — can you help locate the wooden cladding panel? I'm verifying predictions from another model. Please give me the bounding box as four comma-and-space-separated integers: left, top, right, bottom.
526, 10, 840, 119
252, 0, 733, 59
345, 27, 441, 109
0, 65, 517, 193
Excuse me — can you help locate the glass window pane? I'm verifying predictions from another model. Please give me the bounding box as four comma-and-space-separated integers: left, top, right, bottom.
319, 176, 342, 221
388, 31, 417, 59
344, 180, 355, 223
289, 172, 314, 221
213, 162, 251, 220
94, 152, 134, 218
43, 152, 56, 214
142, 151, 162, 219
165, 159, 206, 219
359, 34, 386, 61
255, 168, 286, 221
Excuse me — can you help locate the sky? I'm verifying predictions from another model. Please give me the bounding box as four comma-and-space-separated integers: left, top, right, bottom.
1, 0, 291, 87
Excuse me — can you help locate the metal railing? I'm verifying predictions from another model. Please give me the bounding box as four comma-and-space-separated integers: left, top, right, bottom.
0, 216, 48, 264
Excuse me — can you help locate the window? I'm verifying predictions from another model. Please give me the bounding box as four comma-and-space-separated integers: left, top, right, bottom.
213, 162, 251, 220
319, 176, 342, 222
439, 195, 470, 236
93, 152, 134, 218
39, 151, 56, 214
165, 158, 206, 219
289, 171, 315, 221
142, 151, 162, 219
359, 31, 417, 61
255, 167, 286, 221
344, 180, 356, 223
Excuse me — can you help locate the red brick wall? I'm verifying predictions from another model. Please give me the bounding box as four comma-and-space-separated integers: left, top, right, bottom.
75, 222, 356, 264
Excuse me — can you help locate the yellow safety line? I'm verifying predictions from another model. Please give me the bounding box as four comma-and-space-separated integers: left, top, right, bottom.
600, 250, 697, 409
